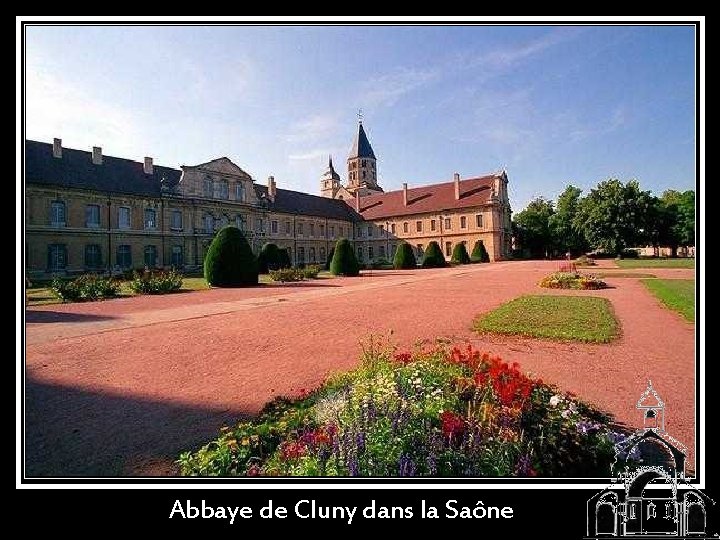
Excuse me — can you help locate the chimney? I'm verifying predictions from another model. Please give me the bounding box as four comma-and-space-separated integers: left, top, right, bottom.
143, 157, 153, 175
402, 183, 408, 206
355, 190, 361, 212
454, 172, 461, 200
267, 175, 276, 201
52, 138, 62, 158
92, 146, 103, 165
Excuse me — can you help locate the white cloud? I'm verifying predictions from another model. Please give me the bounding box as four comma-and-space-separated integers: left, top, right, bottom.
285, 114, 341, 143
288, 149, 334, 161
360, 67, 439, 107
472, 27, 583, 70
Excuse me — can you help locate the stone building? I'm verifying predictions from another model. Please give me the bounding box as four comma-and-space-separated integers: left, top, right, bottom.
25, 119, 512, 278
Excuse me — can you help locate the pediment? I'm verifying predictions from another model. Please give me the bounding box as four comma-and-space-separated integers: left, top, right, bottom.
192, 157, 252, 179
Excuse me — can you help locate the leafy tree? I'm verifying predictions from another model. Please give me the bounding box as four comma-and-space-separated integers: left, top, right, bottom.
450, 242, 471, 264
470, 240, 490, 263
204, 226, 259, 287
548, 185, 588, 256
278, 248, 291, 269
513, 197, 556, 258
422, 241, 446, 268
257, 243, 282, 273
393, 242, 417, 269
661, 190, 695, 252
573, 179, 654, 257
329, 238, 360, 276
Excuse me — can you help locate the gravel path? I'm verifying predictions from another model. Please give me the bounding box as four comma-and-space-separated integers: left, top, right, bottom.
24, 261, 696, 477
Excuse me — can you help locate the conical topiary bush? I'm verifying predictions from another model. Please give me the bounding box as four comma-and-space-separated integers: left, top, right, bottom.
330, 238, 360, 277
451, 242, 471, 265
393, 241, 417, 269
470, 239, 490, 263
257, 242, 282, 273
421, 241, 446, 268
204, 226, 259, 287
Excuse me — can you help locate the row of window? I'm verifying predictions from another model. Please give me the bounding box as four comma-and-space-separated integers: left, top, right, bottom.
386, 214, 483, 236
353, 240, 469, 261
46, 244, 183, 271
203, 177, 248, 202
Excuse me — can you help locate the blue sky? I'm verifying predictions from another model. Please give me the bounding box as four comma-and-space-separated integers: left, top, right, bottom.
25, 25, 696, 210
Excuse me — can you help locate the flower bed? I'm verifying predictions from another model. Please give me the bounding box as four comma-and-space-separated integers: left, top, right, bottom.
269, 265, 322, 282
51, 274, 121, 302
539, 271, 607, 290
178, 341, 623, 477
129, 269, 183, 294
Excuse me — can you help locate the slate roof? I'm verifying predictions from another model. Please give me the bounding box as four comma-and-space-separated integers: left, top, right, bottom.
255, 185, 362, 221
25, 140, 181, 196
349, 123, 376, 160
356, 175, 499, 220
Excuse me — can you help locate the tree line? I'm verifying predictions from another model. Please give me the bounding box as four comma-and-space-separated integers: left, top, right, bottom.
513, 179, 695, 258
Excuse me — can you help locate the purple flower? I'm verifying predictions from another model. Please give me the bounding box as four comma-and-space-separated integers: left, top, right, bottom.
399, 455, 416, 477
356, 431, 366, 454
515, 453, 533, 476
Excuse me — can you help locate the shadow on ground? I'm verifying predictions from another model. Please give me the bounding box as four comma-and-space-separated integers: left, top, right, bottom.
26, 311, 118, 324
24, 379, 250, 477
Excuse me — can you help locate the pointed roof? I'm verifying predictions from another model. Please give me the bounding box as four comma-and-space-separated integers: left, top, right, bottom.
637, 381, 664, 409
322, 154, 340, 181
349, 122, 376, 160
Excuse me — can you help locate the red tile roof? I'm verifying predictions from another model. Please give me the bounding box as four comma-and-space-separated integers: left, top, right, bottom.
354, 174, 500, 220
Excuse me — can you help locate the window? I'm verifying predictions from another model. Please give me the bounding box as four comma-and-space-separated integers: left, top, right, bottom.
117, 245, 132, 269
50, 201, 66, 227
444, 217, 451, 230
362, 160, 366, 167
236, 183, 246, 202
391, 223, 396, 234
309, 247, 316, 262
368, 225, 373, 237
319, 247, 326, 261
416, 221, 422, 232
171, 210, 183, 231
118, 207, 131, 230
255, 218, 264, 233
47, 244, 67, 270
628, 504, 636, 520
309, 223, 315, 237
647, 502, 656, 520
144, 245, 158, 268
357, 246, 363, 260
298, 247, 305, 263
339, 226, 344, 238
84, 244, 102, 269
391, 244, 396, 257
285, 220, 291, 235
216, 180, 229, 200
203, 176, 213, 197
271, 220, 278, 234
320, 224, 325, 237
445, 242, 452, 257
460, 216, 467, 229
330, 226, 335, 238
204, 214, 214, 233
85, 204, 101, 228
379, 245, 385, 258
379, 224, 384, 234
403, 222, 408, 233
286, 247, 292, 264
236, 215, 245, 231
298, 223, 304, 235
476, 214, 483, 228
362, 170, 366, 179
144, 208, 157, 229
171, 245, 183, 268
368, 246, 374, 259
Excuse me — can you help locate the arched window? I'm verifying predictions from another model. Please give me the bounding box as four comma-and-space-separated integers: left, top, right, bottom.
309, 247, 316, 262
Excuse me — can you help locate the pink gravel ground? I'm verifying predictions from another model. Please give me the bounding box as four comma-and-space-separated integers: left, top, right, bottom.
24, 260, 696, 477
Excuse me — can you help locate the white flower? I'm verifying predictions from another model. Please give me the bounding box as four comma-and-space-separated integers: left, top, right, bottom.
549, 395, 562, 407
561, 410, 571, 419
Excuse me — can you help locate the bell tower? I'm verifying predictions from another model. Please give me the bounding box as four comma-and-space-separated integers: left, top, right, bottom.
320, 155, 341, 198
346, 111, 381, 195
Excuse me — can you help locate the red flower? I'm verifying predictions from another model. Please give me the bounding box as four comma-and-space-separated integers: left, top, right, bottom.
393, 352, 413, 364
246, 464, 262, 476
440, 411, 466, 439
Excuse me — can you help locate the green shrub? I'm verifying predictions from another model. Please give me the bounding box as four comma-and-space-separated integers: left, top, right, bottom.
257, 243, 282, 273
269, 268, 304, 282
539, 271, 607, 290
129, 270, 183, 294
421, 241, 446, 268
204, 226, 259, 287
393, 242, 417, 269
278, 248, 291, 269
450, 243, 471, 265
324, 246, 335, 270
330, 238, 360, 276
470, 240, 490, 263
51, 274, 121, 302
301, 264, 321, 279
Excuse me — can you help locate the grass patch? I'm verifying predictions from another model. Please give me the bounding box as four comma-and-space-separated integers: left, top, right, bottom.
641, 279, 694, 322
594, 272, 656, 279
474, 295, 619, 343
180, 277, 211, 291
616, 258, 694, 269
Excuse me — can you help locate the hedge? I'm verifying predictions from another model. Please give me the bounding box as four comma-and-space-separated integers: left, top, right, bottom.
204, 226, 259, 287
393, 242, 417, 269
330, 238, 360, 277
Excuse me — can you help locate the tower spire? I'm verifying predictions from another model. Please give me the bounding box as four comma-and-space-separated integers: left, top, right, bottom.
358, 108, 363, 124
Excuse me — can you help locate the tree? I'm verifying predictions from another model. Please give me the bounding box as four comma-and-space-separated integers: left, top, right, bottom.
573, 179, 654, 257
329, 238, 360, 276
661, 190, 695, 253
278, 248, 291, 269
513, 197, 556, 258
450, 242, 471, 264
257, 243, 282, 273
422, 241, 446, 268
470, 240, 490, 263
324, 246, 335, 270
204, 226, 259, 287
548, 185, 588, 256
393, 242, 417, 269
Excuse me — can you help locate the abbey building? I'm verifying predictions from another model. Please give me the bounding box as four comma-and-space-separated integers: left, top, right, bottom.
25, 119, 512, 278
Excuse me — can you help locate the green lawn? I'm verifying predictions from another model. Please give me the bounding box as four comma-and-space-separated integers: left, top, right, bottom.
641, 279, 695, 322
474, 295, 619, 343
594, 272, 656, 279
616, 258, 694, 269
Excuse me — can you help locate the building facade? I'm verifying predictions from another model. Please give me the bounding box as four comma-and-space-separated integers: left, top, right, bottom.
25, 120, 512, 278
